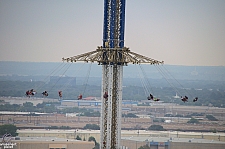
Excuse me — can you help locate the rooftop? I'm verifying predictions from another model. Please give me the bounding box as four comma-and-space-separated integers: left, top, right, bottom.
17, 129, 225, 137
122, 136, 225, 144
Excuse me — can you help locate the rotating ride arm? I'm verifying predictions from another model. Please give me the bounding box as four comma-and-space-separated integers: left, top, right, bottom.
62, 47, 164, 65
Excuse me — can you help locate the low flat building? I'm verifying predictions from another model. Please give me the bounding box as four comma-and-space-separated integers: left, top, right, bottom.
121, 136, 225, 149
0, 136, 95, 149
17, 129, 225, 149
60, 99, 138, 107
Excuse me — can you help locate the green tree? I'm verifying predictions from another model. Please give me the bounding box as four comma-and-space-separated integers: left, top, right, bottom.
88, 136, 99, 149
0, 124, 18, 136
93, 142, 100, 149
59, 126, 71, 129
23, 102, 33, 107
122, 113, 138, 118
22, 102, 36, 112
48, 126, 58, 129
81, 111, 100, 117
88, 136, 97, 144
153, 118, 165, 122
84, 124, 100, 130
76, 135, 82, 140
148, 125, 165, 131
187, 118, 199, 124
138, 145, 150, 149
206, 115, 218, 121
212, 128, 217, 133
36, 103, 45, 108
164, 114, 173, 117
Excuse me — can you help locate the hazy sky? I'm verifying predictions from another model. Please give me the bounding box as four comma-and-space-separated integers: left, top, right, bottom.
0, 0, 225, 66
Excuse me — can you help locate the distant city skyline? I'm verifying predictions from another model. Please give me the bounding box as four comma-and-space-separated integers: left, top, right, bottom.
0, 0, 225, 66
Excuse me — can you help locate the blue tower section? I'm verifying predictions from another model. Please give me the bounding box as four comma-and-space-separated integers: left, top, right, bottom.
103, 0, 126, 48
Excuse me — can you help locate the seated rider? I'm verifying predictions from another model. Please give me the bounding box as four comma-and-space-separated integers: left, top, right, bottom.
25, 90, 31, 97
42, 91, 48, 97
31, 90, 36, 95
148, 94, 154, 100
103, 92, 108, 99
181, 96, 188, 103
26, 90, 30, 96
58, 91, 62, 98
193, 97, 198, 102
150, 94, 154, 100
78, 94, 82, 100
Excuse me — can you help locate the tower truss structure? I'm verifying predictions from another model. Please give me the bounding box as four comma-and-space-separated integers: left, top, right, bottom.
63, 0, 163, 148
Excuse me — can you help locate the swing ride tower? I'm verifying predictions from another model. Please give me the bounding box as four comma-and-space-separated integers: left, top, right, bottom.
63, 0, 163, 148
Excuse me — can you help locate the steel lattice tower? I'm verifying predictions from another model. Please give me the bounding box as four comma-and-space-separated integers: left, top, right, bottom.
63, 0, 163, 148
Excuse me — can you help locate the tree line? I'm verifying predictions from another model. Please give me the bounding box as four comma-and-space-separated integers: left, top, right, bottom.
0, 101, 100, 116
